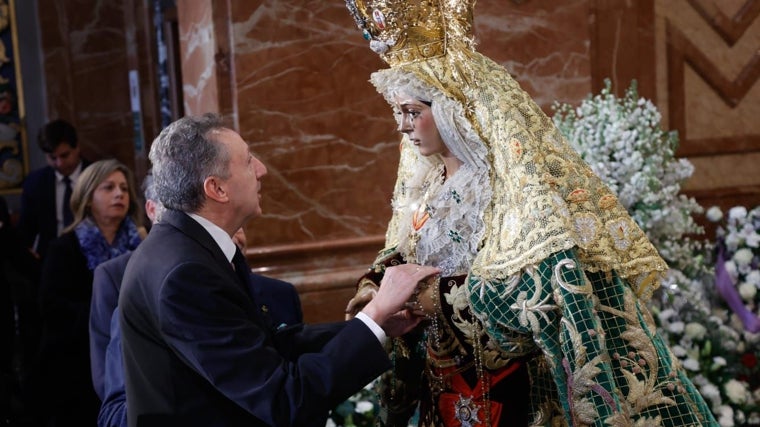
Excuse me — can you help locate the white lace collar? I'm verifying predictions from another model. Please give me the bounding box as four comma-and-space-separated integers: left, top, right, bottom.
394, 161, 492, 276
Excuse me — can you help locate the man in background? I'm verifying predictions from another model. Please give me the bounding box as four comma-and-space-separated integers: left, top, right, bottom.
19, 119, 90, 260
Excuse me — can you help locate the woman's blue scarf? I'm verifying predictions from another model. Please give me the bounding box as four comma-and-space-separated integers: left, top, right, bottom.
74, 216, 143, 270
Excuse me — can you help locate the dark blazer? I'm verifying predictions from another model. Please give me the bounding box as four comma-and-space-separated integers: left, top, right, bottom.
119, 210, 390, 427
91, 252, 304, 405
97, 262, 305, 427
19, 161, 90, 259
35, 231, 100, 425
0, 197, 40, 371
90, 251, 132, 400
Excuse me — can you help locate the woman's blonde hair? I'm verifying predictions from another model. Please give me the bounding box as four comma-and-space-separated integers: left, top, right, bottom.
64, 158, 143, 233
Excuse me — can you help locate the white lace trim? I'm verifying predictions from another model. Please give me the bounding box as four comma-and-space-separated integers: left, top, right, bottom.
394, 162, 492, 276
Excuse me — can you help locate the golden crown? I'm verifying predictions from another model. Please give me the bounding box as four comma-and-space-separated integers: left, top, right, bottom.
345, 0, 476, 67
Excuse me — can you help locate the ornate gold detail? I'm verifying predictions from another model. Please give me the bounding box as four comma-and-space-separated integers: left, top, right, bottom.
345, 0, 476, 66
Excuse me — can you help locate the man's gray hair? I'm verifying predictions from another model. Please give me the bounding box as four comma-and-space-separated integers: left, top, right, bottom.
148, 113, 231, 213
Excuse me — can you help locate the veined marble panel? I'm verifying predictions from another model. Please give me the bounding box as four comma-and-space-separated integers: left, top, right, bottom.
37, 0, 134, 169
176, 0, 220, 115
477, 0, 592, 109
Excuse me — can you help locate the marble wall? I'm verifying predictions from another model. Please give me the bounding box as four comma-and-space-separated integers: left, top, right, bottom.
36, 0, 135, 167
35, 0, 162, 181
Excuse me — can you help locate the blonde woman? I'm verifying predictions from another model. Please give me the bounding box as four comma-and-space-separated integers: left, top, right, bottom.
34, 159, 144, 426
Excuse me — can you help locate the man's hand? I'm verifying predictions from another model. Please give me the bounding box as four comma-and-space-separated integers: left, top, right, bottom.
361, 264, 440, 337
380, 309, 424, 337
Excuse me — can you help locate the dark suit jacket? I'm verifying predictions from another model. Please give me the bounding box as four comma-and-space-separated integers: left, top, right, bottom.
119, 210, 390, 427
36, 231, 100, 425
19, 161, 90, 259
90, 251, 132, 400
0, 197, 40, 370
92, 251, 304, 407
97, 262, 305, 427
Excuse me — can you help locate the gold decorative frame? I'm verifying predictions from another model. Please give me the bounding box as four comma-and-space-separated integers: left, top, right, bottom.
0, 0, 27, 194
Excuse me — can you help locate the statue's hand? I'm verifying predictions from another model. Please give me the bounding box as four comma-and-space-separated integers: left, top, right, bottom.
345, 282, 378, 320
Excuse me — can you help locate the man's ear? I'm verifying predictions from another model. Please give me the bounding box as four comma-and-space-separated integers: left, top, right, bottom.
203, 176, 229, 203
145, 200, 157, 222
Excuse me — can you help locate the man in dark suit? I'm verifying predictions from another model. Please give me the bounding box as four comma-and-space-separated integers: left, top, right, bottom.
95, 226, 304, 427
17, 120, 89, 393
119, 113, 436, 427
19, 119, 90, 260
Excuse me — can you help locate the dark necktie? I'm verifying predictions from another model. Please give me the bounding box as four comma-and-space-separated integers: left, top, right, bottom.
232, 248, 273, 332
232, 248, 252, 290
62, 176, 73, 227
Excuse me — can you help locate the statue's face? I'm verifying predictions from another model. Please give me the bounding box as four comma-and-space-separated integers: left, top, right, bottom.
393, 94, 449, 158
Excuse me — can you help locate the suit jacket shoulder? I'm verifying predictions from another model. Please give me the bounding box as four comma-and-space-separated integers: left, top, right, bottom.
19, 166, 57, 253
90, 251, 133, 400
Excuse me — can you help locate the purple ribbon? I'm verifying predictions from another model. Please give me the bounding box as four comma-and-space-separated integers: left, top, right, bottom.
715, 247, 760, 333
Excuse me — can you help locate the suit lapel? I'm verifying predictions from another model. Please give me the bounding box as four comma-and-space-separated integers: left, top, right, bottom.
160, 210, 272, 333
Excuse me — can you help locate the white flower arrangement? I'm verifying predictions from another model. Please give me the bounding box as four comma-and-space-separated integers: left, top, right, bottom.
553, 79, 708, 279
709, 205, 760, 334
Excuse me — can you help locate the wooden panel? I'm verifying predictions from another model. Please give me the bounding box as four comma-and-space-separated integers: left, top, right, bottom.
678, 135, 760, 157
687, 0, 760, 46
664, 12, 760, 157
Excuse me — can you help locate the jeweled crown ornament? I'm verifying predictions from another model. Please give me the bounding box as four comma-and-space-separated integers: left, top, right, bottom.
345, 0, 477, 67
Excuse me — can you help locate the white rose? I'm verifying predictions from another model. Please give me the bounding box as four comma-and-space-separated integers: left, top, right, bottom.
733, 248, 754, 267
671, 345, 687, 357
724, 260, 738, 279
739, 282, 757, 301
684, 322, 707, 340
706, 206, 723, 222
658, 308, 676, 323
712, 356, 727, 368
724, 379, 748, 404
668, 321, 685, 334
747, 270, 760, 286
718, 405, 735, 427
325, 418, 337, 427
682, 358, 700, 371
746, 232, 760, 248
700, 383, 721, 407
355, 401, 375, 414
729, 206, 748, 221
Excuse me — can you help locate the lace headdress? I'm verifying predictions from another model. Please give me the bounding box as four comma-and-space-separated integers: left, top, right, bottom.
346, 0, 667, 300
